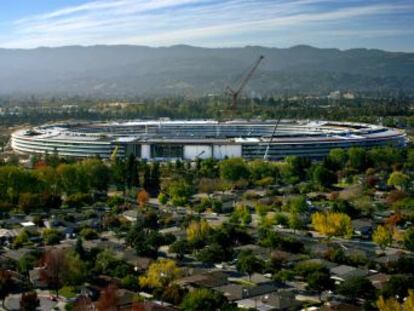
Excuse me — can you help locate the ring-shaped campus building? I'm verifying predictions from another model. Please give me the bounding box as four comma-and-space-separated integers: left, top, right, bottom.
11, 120, 407, 160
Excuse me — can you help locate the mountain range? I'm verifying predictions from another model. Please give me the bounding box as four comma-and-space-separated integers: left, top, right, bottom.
0, 45, 413, 98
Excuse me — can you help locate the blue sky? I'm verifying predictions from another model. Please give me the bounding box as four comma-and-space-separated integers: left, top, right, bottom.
0, 0, 413, 51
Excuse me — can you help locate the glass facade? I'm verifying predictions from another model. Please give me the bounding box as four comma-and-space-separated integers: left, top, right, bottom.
151, 144, 184, 158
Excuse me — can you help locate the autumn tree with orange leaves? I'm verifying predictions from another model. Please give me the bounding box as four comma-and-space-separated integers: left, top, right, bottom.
96, 284, 118, 311
137, 189, 150, 209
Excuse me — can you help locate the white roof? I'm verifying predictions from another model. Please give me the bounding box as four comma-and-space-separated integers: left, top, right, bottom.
21, 221, 36, 227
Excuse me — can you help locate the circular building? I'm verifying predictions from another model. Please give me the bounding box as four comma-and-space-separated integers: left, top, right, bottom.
11, 120, 407, 160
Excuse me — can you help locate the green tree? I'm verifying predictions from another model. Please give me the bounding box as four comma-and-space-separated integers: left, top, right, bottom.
248, 160, 278, 181
347, 147, 367, 171
311, 164, 336, 188
230, 203, 252, 226
387, 171, 410, 190
306, 270, 334, 292
126, 218, 163, 258
236, 250, 264, 280
382, 275, 414, 302
17, 254, 36, 280
82, 158, 111, 191
197, 243, 230, 264
181, 288, 228, 311
150, 162, 161, 196
403, 228, 414, 251
169, 239, 190, 260
165, 179, 193, 206
288, 212, 303, 232
219, 158, 250, 182
326, 148, 347, 170
125, 153, 139, 189
158, 192, 168, 205
79, 228, 99, 240
285, 195, 307, 214
13, 229, 29, 248
42, 228, 63, 245
75, 237, 85, 259
143, 163, 151, 192
337, 276, 376, 303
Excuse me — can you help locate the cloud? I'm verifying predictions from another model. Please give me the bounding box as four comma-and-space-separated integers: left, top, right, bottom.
1, 0, 413, 49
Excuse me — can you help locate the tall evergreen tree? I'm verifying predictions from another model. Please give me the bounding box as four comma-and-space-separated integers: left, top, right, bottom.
143, 164, 151, 192
126, 154, 139, 189
150, 162, 161, 196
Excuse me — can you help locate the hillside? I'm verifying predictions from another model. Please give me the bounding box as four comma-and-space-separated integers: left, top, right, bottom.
0, 45, 413, 98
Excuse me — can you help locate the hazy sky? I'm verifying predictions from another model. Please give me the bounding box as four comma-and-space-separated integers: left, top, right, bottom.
0, 0, 413, 51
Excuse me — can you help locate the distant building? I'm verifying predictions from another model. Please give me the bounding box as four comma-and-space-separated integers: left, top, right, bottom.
11, 120, 406, 160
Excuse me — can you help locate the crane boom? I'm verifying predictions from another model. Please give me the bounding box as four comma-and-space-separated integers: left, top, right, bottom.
227, 55, 264, 110
264, 116, 282, 161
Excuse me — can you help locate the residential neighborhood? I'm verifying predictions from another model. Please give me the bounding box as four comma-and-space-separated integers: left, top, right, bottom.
0, 147, 412, 310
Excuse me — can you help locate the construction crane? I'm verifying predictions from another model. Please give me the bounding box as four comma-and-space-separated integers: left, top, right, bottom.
226, 55, 264, 110
263, 116, 282, 161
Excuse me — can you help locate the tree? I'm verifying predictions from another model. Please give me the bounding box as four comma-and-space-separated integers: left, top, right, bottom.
149, 162, 161, 196
197, 243, 230, 264
382, 275, 414, 302
158, 192, 168, 205
181, 288, 228, 311
248, 160, 278, 181
219, 158, 250, 182
96, 284, 118, 311
311, 211, 353, 238
0, 270, 13, 308
13, 229, 29, 248
75, 237, 85, 259
326, 148, 347, 170
20, 291, 40, 311
288, 212, 303, 232
139, 259, 181, 289
57, 163, 87, 195
137, 189, 149, 209
377, 290, 414, 311
311, 164, 336, 188
387, 171, 410, 190
403, 228, 414, 251
126, 218, 162, 258
404, 290, 414, 311
337, 276, 376, 303
285, 195, 308, 214
161, 284, 186, 305
306, 270, 334, 292
17, 254, 36, 280
126, 153, 139, 189
236, 250, 264, 280
372, 225, 393, 249
347, 147, 367, 171
40, 248, 85, 297
186, 220, 210, 246
165, 179, 193, 206
377, 295, 402, 311
72, 295, 94, 311
143, 164, 151, 192
79, 228, 99, 240
169, 239, 190, 260
230, 203, 252, 226
81, 158, 111, 191
42, 228, 63, 245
